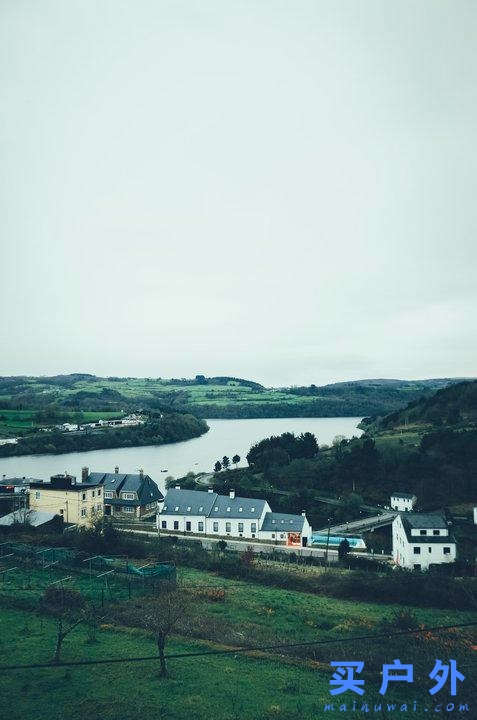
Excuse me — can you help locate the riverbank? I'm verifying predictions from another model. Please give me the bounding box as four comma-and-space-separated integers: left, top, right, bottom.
0, 413, 208, 459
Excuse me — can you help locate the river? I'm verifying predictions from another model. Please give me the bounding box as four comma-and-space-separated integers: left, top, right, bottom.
0, 417, 362, 494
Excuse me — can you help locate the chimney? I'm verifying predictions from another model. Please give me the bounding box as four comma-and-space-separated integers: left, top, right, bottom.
81, 467, 89, 483
175, 485, 181, 490
114, 466, 119, 474
139, 468, 144, 479
208, 488, 214, 493
229, 489, 235, 499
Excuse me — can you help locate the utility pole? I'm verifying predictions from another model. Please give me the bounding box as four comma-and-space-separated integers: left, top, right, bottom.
325, 518, 331, 565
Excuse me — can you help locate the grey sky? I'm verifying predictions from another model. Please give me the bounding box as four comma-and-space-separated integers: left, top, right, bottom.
1, 1, 476, 386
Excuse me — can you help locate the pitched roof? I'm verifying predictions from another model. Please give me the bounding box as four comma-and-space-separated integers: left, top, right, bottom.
87, 472, 163, 504
399, 512, 456, 544
391, 492, 416, 500
209, 494, 267, 519
162, 488, 218, 516
403, 512, 448, 529
260, 512, 305, 532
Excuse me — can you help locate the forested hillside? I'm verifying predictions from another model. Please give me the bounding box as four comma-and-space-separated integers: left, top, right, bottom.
362, 379, 477, 431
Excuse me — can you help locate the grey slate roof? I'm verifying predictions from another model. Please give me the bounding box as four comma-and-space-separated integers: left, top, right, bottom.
261, 512, 305, 532
209, 494, 267, 519
161, 489, 268, 519
391, 492, 416, 500
87, 472, 163, 505
161, 488, 217, 516
403, 512, 448, 529
400, 512, 455, 544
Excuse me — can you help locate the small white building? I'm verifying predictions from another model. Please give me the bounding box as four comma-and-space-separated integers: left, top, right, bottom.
392, 511, 456, 571
390, 492, 417, 512
158, 487, 313, 546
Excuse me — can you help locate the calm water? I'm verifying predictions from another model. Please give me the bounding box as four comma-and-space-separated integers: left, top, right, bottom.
0, 417, 362, 494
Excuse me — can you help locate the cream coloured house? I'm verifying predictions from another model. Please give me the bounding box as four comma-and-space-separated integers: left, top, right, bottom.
29, 473, 104, 527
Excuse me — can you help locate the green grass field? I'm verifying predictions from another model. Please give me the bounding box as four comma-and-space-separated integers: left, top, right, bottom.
0, 551, 474, 720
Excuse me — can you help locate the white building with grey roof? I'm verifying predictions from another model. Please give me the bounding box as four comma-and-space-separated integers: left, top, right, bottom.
390, 491, 417, 512
392, 511, 456, 571
158, 487, 312, 546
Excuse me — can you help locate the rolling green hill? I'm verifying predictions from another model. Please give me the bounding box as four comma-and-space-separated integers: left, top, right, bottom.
0, 374, 471, 420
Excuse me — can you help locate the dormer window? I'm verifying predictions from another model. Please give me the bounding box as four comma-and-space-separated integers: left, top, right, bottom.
227, 507, 231, 512
174, 506, 179, 511
187, 506, 191, 511
214, 507, 218, 512
198, 506, 203, 512
251, 507, 255, 512
239, 507, 243, 512
163, 505, 168, 511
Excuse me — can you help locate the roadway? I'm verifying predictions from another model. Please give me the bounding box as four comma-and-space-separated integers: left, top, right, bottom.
315, 511, 397, 535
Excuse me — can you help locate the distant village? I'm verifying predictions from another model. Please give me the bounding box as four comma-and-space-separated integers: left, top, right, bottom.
0, 413, 146, 447
0, 467, 465, 571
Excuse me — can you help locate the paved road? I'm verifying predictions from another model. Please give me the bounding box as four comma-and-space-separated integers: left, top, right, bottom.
316, 511, 397, 535
118, 527, 339, 562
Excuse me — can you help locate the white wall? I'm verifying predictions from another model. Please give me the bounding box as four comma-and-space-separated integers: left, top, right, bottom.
392, 514, 456, 570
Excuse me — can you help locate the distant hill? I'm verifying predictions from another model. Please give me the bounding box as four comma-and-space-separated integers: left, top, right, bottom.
0, 374, 472, 419
362, 379, 477, 431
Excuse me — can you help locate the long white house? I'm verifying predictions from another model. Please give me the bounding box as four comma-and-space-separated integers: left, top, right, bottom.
392, 511, 456, 571
158, 487, 312, 547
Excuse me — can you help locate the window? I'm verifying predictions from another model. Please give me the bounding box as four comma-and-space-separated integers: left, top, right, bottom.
213, 522, 219, 532
251, 507, 255, 512
97, 504, 102, 511
443, 547, 451, 554
82, 492, 86, 501
214, 507, 219, 512
163, 505, 168, 511
251, 523, 257, 533
413, 564, 421, 570
187, 506, 191, 511
280, 533, 285, 539
173, 520, 179, 530
59, 509, 64, 515
81, 508, 87, 517
238, 507, 243, 512
225, 522, 231, 533
105, 492, 113, 499
238, 523, 243, 533
413, 547, 421, 555
433, 530, 440, 536
161, 521, 167, 529
226, 507, 231, 512
35, 491, 40, 499
124, 507, 134, 513
419, 530, 427, 536
198, 506, 203, 512
174, 506, 179, 511
198, 522, 204, 532
271, 533, 275, 539
123, 493, 135, 500
185, 521, 191, 531
97, 489, 101, 497
428, 547, 432, 553
92, 490, 95, 497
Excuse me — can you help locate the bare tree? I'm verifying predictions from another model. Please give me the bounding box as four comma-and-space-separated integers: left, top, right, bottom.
142, 581, 195, 678
41, 586, 86, 664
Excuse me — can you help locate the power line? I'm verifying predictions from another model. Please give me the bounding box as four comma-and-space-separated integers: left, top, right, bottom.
0, 620, 476, 672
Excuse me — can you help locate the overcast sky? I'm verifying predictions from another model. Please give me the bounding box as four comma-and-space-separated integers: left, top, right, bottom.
1, 1, 476, 387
